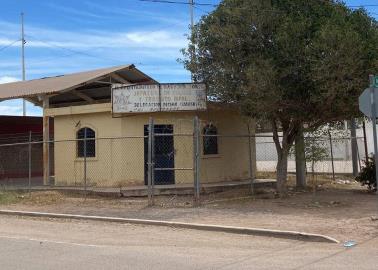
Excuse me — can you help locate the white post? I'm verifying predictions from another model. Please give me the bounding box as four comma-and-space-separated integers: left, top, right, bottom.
193, 116, 200, 206
247, 123, 254, 194
369, 75, 378, 193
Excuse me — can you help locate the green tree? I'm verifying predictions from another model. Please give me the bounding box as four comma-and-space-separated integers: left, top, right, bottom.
182, 0, 378, 194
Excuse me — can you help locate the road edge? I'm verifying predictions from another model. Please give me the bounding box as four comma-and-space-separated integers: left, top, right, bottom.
0, 210, 339, 244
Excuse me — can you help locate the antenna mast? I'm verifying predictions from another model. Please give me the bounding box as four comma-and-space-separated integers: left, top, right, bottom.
21, 12, 26, 116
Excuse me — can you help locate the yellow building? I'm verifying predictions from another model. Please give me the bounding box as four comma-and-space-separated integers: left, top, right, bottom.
0, 65, 256, 187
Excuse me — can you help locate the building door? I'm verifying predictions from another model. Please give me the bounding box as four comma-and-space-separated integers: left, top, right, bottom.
144, 125, 175, 185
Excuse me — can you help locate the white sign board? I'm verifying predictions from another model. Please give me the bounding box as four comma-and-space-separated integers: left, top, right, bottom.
359, 88, 378, 118
112, 83, 207, 113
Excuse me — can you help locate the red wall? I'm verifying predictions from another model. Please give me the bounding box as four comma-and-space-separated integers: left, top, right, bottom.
0, 116, 54, 135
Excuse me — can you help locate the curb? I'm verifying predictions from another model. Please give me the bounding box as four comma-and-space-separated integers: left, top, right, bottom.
0, 210, 339, 244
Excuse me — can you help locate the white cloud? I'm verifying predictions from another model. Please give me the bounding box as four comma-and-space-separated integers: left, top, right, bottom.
125, 31, 186, 48
83, 1, 189, 25
23, 30, 187, 50
0, 18, 187, 50
0, 105, 22, 116
0, 100, 42, 116
0, 38, 20, 47
0, 18, 190, 81
0, 76, 19, 84
46, 3, 109, 19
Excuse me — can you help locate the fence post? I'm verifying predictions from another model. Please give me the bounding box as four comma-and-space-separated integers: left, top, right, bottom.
148, 117, 154, 206
247, 123, 254, 195
28, 131, 32, 194
193, 116, 201, 206
362, 120, 369, 162
350, 118, 359, 177
84, 128, 87, 199
42, 96, 50, 185
151, 123, 155, 205
328, 130, 336, 182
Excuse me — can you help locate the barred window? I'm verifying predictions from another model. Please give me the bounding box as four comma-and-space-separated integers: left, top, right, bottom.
77, 127, 96, 158
203, 124, 218, 155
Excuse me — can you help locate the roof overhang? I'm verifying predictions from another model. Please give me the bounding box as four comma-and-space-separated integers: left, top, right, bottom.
0, 64, 157, 108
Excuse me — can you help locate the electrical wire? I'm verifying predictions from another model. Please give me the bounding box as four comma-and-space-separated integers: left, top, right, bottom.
138, 0, 378, 11
192, 2, 378, 20
139, 0, 215, 7
194, 5, 211, 14
23, 36, 169, 72
349, 4, 378, 8
0, 39, 21, 53
25, 34, 125, 64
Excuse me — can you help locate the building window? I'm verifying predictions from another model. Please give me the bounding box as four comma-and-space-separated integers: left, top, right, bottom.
77, 127, 96, 158
203, 124, 218, 155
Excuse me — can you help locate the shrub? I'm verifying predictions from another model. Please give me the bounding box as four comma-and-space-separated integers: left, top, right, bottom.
356, 157, 377, 192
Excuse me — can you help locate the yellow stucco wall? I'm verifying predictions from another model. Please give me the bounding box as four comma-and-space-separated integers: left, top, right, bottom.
50, 103, 256, 187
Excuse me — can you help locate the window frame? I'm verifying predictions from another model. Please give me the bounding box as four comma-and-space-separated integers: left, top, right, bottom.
202, 124, 219, 156
76, 127, 96, 158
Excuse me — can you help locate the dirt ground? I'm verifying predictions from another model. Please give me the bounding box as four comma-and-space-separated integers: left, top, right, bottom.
0, 176, 377, 243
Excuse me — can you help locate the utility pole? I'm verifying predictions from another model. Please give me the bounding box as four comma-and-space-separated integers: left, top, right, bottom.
21, 12, 26, 116
189, 0, 195, 82
189, 0, 194, 29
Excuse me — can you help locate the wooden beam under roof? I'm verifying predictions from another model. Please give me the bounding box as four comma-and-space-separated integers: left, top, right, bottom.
70, 89, 99, 104
49, 98, 110, 108
94, 80, 112, 85
24, 97, 41, 107
111, 73, 130, 84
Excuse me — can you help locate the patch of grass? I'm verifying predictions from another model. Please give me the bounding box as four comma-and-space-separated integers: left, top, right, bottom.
25, 191, 66, 205
0, 191, 69, 206
0, 192, 23, 205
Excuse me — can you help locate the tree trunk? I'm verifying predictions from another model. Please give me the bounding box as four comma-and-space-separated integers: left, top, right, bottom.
271, 119, 298, 196
276, 148, 289, 194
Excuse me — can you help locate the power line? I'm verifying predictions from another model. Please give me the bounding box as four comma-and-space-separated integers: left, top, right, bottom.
23, 17, 188, 65
349, 5, 378, 8
139, 0, 378, 10
194, 5, 211, 15
20, 16, 190, 69
0, 39, 20, 53
27, 52, 80, 66
139, 0, 215, 6
25, 34, 125, 64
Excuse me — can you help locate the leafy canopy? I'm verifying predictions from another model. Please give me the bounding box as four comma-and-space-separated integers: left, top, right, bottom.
182, 0, 378, 192
182, 0, 378, 128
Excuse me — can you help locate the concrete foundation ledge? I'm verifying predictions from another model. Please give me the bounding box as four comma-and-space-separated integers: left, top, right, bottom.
0, 210, 339, 244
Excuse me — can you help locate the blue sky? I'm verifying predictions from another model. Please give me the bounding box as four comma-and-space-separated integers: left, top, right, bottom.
0, 0, 377, 116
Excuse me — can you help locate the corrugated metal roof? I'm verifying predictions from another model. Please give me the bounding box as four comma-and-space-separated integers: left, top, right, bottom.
0, 64, 152, 100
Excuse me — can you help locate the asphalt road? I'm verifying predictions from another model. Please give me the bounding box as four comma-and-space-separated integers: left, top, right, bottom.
0, 216, 376, 270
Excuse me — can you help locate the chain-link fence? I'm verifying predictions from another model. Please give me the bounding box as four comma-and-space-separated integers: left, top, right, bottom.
256, 135, 366, 179
0, 132, 47, 188
0, 119, 367, 206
